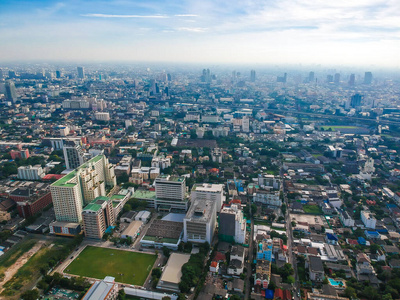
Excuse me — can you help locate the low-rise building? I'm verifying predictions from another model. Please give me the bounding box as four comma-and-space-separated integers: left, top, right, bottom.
82, 276, 118, 300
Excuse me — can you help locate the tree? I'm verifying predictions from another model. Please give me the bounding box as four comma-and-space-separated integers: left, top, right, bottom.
152, 268, 162, 278
162, 297, 172, 300
344, 287, 357, 299
21, 289, 40, 300
163, 246, 171, 257
117, 289, 126, 300
370, 243, 380, 254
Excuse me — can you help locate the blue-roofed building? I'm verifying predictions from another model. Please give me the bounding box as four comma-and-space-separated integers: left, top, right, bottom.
257, 239, 273, 261
265, 289, 274, 299
365, 231, 381, 239
325, 233, 339, 245
358, 237, 367, 245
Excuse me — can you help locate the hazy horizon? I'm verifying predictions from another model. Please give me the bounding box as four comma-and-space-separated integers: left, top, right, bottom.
1, 0, 399, 68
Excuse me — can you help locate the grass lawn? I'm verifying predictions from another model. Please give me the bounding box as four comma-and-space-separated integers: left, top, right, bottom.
303, 204, 323, 215
66, 246, 157, 285
254, 219, 271, 226
321, 126, 358, 130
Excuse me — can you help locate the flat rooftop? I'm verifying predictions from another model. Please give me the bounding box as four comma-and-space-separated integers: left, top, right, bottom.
145, 219, 183, 240
159, 253, 190, 285
132, 189, 156, 200
192, 183, 224, 192
184, 199, 215, 223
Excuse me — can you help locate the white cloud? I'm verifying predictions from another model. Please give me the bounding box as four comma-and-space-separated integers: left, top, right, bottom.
81, 13, 168, 18
177, 27, 207, 32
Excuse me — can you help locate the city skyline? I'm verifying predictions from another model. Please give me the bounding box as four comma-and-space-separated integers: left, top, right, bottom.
0, 0, 399, 67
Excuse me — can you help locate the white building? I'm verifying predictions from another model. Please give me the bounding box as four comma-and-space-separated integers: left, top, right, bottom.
258, 174, 280, 190
253, 191, 281, 207
201, 115, 219, 123
212, 126, 229, 137
340, 210, 355, 227
50, 155, 116, 224
361, 210, 376, 229
183, 199, 216, 244
242, 116, 250, 132
17, 165, 44, 180
63, 140, 86, 170
211, 148, 223, 163
151, 156, 171, 170
82, 276, 118, 300
95, 112, 110, 121
155, 175, 186, 202
191, 183, 225, 212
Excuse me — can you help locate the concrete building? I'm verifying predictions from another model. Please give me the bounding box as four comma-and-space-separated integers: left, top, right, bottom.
121, 220, 143, 240
157, 253, 191, 292
309, 256, 324, 282
253, 191, 281, 207
82, 276, 118, 300
361, 210, 376, 229
191, 183, 225, 212
340, 210, 355, 227
211, 148, 223, 163
258, 174, 280, 190
151, 156, 171, 170
219, 204, 246, 243
183, 199, 216, 244
155, 175, 186, 202
63, 140, 86, 170
82, 196, 115, 239
50, 155, 116, 224
10, 187, 52, 218
95, 112, 110, 121
17, 165, 44, 180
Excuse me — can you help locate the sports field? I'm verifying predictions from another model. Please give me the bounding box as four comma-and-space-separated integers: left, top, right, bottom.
65, 246, 157, 285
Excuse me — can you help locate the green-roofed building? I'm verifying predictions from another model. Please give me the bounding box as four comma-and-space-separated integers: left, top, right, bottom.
82, 196, 115, 239
50, 155, 117, 227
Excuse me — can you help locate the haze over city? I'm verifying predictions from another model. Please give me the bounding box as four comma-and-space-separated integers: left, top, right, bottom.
1, 0, 400, 67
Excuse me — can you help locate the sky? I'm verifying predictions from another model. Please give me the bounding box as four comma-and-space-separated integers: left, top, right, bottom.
0, 0, 399, 67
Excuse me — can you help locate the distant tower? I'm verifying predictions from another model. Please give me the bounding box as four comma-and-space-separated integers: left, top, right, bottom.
308, 71, 315, 82
334, 73, 340, 84
77, 66, 85, 79
364, 72, 372, 84
5, 81, 18, 103
348, 74, 355, 86
250, 70, 256, 82
56, 70, 62, 78
0, 68, 3, 79
326, 75, 333, 83
350, 94, 362, 108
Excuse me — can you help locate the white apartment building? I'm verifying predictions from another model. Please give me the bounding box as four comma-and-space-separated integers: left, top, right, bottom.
154, 175, 186, 201
63, 140, 85, 169
211, 148, 223, 163
50, 155, 116, 224
212, 126, 229, 137
242, 116, 250, 132
151, 156, 171, 170
191, 183, 225, 212
340, 210, 355, 227
253, 191, 281, 207
361, 210, 376, 229
17, 165, 44, 180
95, 112, 110, 121
184, 199, 217, 244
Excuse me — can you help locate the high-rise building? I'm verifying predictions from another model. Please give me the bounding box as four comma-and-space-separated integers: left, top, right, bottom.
350, 94, 362, 108
364, 72, 372, 84
277, 73, 287, 83
5, 80, 18, 103
0, 68, 3, 78
63, 140, 85, 170
183, 198, 216, 244
77, 66, 85, 79
219, 204, 246, 243
334, 73, 340, 84
309, 71, 315, 82
242, 116, 250, 132
82, 196, 115, 239
56, 70, 62, 78
155, 175, 186, 201
50, 155, 116, 224
17, 165, 45, 180
191, 183, 225, 212
348, 74, 355, 86
250, 70, 256, 82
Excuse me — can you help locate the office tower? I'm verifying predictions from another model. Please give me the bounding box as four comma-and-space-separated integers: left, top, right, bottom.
63, 140, 85, 169
219, 204, 246, 243
191, 183, 225, 212
350, 94, 362, 108
183, 198, 217, 244
82, 196, 115, 239
167, 73, 172, 81
348, 74, 355, 86
8, 70, 16, 78
50, 155, 116, 223
334, 73, 340, 84
56, 70, 61, 78
155, 175, 186, 201
77, 66, 85, 79
150, 79, 156, 94
250, 70, 256, 82
326, 75, 333, 83
0, 68, 3, 78
242, 116, 250, 132
309, 71, 315, 82
277, 73, 287, 83
5, 81, 18, 103
364, 72, 372, 84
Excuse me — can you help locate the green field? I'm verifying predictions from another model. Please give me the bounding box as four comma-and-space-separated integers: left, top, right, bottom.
303, 204, 323, 215
320, 126, 358, 131
66, 246, 157, 285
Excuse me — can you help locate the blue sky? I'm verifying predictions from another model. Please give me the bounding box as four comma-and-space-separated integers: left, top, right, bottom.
0, 0, 399, 67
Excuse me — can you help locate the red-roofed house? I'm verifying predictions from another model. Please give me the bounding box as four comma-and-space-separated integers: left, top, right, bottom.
210, 261, 219, 273
274, 288, 291, 300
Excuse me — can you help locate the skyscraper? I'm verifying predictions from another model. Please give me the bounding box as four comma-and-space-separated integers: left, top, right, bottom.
364, 72, 372, 84
334, 73, 340, 84
348, 74, 355, 86
308, 71, 315, 82
63, 140, 86, 169
56, 70, 62, 78
250, 70, 256, 82
50, 155, 116, 223
5, 81, 18, 103
77, 66, 85, 79
350, 94, 362, 108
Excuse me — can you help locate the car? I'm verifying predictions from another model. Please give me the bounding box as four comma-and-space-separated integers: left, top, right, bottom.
158, 263, 161, 267
70, 256, 73, 259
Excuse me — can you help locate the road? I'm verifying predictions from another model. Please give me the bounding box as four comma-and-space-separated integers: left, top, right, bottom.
281, 167, 300, 300
245, 196, 254, 300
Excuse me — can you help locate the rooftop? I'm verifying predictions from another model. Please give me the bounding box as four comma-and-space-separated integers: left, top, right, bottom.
184, 199, 215, 223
